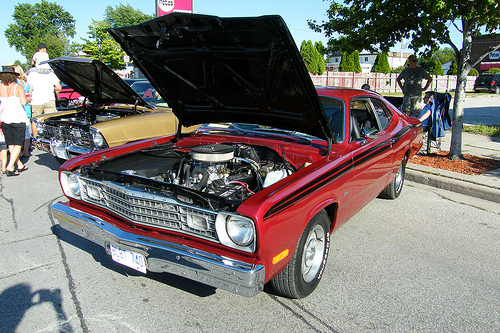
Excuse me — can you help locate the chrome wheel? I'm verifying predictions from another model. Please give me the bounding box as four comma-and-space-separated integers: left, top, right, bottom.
301, 224, 326, 283
394, 160, 405, 194
378, 155, 406, 199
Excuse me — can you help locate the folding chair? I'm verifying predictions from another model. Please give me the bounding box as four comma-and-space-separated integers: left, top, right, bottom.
420, 92, 452, 155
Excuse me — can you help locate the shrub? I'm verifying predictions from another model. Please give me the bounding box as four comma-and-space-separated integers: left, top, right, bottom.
485, 68, 500, 74
372, 52, 391, 74
468, 68, 479, 76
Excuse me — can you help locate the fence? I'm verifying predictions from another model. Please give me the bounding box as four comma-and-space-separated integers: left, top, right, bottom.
309, 71, 476, 93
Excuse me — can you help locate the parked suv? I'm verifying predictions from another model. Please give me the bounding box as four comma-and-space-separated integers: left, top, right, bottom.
474, 73, 500, 94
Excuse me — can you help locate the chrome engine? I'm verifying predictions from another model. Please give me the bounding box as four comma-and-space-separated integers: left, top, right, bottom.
165, 144, 290, 201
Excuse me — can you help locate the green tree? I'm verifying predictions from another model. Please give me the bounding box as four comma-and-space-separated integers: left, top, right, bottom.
79, 5, 153, 69
314, 41, 327, 58
338, 51, 352, 72
80, 20, 126, 69
421, 58, 444, 75
300, 40, 325, 74
432, 47, 455, 65
300, 40, 317, 73
308, 0, 500, 159
4, 0, 75, 63
447, 59, 457, 75
104, 4, 154, 27
352, 50, 362, 73
371, 52, 391, 73
339, 51, 361, 73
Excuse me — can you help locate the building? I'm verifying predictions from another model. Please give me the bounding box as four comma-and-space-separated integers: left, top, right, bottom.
471, 35, 500, 73
326, 52, 412, 72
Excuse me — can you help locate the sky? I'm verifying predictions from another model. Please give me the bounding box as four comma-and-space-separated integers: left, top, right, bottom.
0, 0, 334, 65
0, 0, 463, 66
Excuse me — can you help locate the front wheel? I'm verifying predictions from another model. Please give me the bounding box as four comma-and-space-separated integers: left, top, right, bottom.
379, 155, 407, 199
271, 211, 330, 299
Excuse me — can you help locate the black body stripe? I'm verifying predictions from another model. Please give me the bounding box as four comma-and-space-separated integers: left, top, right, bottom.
263, 126, 412, 220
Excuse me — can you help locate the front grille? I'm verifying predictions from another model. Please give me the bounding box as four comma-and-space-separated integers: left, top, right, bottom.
42, 124, 95, 148
79, 177, 218, 241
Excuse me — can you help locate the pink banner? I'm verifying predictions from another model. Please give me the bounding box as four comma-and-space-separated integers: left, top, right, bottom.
157, 0, 193, 16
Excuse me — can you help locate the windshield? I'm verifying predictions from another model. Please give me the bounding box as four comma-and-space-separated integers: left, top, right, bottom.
320, 96, 345, 143
130, 81, 169, 107
199, 96, 345, 143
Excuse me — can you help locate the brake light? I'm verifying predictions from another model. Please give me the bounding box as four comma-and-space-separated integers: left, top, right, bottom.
491, 81, 496, 86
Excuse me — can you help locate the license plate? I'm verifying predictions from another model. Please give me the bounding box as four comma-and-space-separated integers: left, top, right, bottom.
110, 243, 147, 274
53, 146, 69, 160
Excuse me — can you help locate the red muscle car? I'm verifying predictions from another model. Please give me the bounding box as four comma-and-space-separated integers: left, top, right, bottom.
51, 14, 422, 298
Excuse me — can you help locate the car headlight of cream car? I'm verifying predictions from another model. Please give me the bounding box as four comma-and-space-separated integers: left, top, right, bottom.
33, 119, 44, 135
90, 128, 107, 148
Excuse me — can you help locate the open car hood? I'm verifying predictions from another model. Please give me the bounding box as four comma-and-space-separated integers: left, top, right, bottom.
108, 14, 333, 141
45, 57, 150, 107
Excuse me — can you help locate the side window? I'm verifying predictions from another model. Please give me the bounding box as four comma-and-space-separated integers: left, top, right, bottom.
370, 99, 392, 131
320, 96, 345, 143
350, 99, 378, 139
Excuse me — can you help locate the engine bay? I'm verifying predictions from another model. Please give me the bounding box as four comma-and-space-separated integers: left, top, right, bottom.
45, 106, 140, 127
86, 143, 295, 204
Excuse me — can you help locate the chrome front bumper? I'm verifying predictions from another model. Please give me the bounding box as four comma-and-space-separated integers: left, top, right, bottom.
51, 202, 265, 297
33, 138, 92, 160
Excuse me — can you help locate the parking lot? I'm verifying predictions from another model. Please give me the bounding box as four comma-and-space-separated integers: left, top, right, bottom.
1, 144, 499, 332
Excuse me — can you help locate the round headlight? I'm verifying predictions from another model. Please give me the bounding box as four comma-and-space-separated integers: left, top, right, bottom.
60, 171, 81, 199
94, 132, 106, 148
91, 129, 107, 148
35, 121, 44, 135
67, 173, 80, 196
226, 216, 254, 247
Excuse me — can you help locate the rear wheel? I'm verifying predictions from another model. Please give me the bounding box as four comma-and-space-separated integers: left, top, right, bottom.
271, 211, 330, 299
495, 86, 500, 94
379, 155, 407, 199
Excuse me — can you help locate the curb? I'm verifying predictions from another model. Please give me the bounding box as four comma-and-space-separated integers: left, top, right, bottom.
406, 163, 500, 204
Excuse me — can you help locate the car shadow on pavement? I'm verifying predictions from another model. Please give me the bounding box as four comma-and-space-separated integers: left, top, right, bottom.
30, 151, 61, 171
51, 225, 217, 298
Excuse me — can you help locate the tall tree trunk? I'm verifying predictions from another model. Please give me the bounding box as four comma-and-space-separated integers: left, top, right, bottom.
449, 75, 466, 160
449, 19, 473, 160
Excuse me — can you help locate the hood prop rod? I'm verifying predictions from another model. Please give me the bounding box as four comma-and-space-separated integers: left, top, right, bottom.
171, 121, 183, 143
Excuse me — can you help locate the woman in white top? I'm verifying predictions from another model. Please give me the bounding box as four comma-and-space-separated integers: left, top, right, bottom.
0, 66, 28, 176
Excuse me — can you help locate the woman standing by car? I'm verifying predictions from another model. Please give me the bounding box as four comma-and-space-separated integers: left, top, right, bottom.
13, 64, 32, 157
0, 66, 28, 176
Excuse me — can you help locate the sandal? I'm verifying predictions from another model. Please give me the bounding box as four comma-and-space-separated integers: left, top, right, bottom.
6, 170, 20, 177
18, 166, 28, 172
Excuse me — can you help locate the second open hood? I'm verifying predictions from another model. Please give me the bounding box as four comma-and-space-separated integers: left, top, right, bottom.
44, 57, 150, 107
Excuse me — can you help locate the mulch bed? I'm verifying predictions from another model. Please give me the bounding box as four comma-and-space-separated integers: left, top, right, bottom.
410, 151, 500, 175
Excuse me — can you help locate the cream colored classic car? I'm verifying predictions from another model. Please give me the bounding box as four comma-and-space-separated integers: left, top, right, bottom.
32, 57, 195, 163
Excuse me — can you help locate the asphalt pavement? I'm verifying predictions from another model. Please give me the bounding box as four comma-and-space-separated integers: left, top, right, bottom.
406, 95, 500, 204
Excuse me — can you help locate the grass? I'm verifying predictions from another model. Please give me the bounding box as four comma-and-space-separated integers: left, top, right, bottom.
463, 124, 500, 137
